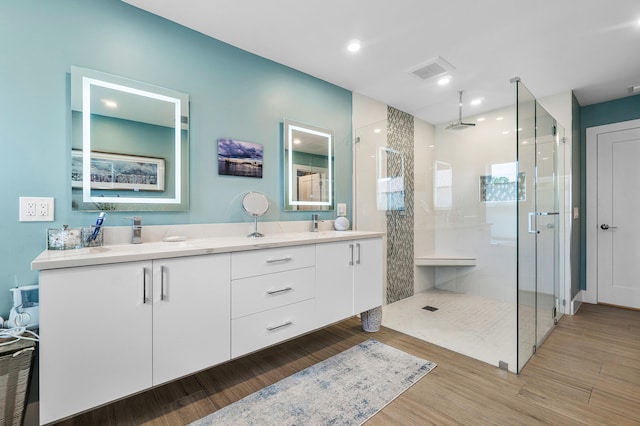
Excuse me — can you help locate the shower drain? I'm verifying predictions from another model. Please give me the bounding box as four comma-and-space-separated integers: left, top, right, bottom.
422, 305, 438, 312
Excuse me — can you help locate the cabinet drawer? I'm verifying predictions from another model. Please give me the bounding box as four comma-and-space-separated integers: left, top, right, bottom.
231, 298, 316, 358
232, 267, 315, 319
231, 245, 315, 279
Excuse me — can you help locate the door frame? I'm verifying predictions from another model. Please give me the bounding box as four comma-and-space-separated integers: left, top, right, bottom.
584, 118, 640, 304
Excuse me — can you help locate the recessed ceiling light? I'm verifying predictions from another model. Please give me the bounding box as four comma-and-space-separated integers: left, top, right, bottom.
428, 144, 435, 148
293, 138, 301, 145
437, 76, 451, 86
373, 128, 382, 134
496, 117, 504, 121
102, 99, 117, 108
477, 117, 485, 122
347, 39, 361, 52
502, 131, 509, 135
470, 97, 483, 106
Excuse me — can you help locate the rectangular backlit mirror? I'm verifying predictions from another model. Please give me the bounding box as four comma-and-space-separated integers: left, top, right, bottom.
283, 119, 334, 211
70, 66, 189, 211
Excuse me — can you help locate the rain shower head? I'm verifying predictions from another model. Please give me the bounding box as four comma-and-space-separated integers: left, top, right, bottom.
446, 90, 476, 131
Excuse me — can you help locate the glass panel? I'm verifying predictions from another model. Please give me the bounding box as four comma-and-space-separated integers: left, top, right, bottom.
354, 121, 389, 300
535, 105, 562, 346
516, 81, 537, 373
354, 121, 389, 232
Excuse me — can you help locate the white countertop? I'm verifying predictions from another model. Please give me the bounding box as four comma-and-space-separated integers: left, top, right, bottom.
32, 230, 385, 270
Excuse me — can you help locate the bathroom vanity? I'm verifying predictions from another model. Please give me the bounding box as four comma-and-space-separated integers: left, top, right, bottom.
32, 230, 383, 424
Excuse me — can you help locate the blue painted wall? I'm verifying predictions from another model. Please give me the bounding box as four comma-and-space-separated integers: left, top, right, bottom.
0, 0, 352, 316
579, 94, 640, 290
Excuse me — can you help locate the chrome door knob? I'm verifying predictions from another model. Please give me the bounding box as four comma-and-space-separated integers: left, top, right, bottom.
601, 224, 609, 230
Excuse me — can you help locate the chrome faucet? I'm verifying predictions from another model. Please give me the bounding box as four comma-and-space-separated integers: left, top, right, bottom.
311, 214, 319, 232
131, 216, 143, 244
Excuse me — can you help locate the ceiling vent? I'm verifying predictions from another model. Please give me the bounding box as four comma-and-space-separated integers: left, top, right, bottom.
407, 56, 455, 81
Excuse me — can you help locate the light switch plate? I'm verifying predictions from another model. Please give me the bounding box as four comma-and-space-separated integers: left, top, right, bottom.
20, 197, 55, 222
337, 203, 347, 217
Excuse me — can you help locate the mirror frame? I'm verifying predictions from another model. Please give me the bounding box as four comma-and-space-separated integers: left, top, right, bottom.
70, 66, 189, 211
283, 119, 334, 211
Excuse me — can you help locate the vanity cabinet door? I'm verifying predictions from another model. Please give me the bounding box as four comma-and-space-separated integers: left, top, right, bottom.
39, 261, 153, 425
315, 241, 355, 326
353, 238, 383, 314
152, 253, 231, 385
315, 238, 383, 327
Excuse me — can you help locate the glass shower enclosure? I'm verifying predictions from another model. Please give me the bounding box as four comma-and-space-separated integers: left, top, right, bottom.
354, 80, 565, 373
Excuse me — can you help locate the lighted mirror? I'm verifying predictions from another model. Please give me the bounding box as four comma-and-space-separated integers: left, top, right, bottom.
283, 119, 333, 211
70, 66, 189, 211
376, 147, 405, 211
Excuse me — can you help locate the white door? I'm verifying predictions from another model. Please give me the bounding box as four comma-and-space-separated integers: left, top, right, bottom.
596, 126, 640, 308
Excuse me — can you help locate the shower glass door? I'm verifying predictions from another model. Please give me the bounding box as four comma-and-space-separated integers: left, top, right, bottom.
516, 81, 564, 373
354, 120, 389, 298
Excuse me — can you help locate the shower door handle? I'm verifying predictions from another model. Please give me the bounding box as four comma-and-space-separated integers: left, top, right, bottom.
528, 211, 559, 234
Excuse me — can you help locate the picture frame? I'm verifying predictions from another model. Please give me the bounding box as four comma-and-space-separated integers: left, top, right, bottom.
217, 138, 263, 178
72, 149, 165, 191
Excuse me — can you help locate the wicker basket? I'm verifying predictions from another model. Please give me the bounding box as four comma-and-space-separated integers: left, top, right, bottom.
0, 338, 36, 426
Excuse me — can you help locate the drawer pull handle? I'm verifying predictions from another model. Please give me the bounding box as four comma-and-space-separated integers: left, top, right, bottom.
266, 257, 292, 264
266, 287, 293, 295
266, 321, 293, 331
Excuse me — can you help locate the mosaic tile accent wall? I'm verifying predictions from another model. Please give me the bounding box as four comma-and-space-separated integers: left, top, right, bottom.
386, 107, 415, 304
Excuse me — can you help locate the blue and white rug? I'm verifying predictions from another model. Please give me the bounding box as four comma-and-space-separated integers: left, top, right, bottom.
190, 339, 436, 425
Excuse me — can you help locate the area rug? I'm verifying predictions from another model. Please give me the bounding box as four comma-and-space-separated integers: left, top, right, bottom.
190, 339, 436, 426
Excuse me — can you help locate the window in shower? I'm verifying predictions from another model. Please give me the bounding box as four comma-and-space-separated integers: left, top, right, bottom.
434, 160, 452, 210
480, 161, 525, 203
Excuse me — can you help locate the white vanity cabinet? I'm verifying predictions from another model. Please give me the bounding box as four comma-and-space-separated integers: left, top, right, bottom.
33, 230, 384, 424
230, 245, 316, 357
152, 254, 231, 385
315, 238, 383, 327
38, 254, 230, 424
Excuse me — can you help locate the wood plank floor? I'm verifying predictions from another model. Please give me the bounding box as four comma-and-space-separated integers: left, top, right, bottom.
39, 303, 640, 425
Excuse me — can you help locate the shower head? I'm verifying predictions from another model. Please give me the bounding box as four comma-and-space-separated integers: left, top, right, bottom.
446, 90, 476, 131
446, 121, 476, 130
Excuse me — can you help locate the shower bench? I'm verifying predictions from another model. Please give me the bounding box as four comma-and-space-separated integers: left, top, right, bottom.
414, 254, 476, 266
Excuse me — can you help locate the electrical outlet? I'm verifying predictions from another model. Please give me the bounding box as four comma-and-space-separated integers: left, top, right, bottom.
20, 197, 55, 222
26, 201, 36, 217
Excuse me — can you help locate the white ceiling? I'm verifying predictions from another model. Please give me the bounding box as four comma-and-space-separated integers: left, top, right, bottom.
123, 0, 640, 125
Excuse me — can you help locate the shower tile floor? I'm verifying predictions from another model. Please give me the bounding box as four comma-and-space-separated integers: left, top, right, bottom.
382, 289, 518, 371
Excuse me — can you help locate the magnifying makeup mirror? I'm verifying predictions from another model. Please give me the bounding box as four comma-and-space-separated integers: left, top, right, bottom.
242, 192, 269, 238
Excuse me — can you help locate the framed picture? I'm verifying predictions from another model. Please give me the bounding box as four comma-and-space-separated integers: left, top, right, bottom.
72, 150, 165, 191
217, 138, 263, 178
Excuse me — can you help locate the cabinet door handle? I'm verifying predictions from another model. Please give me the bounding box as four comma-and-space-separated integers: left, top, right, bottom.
266, 286, 293, 295
266, 321, 293, 331
349, 244, 354, 266
356, 243, 361, 265
266, 257, 292, 264
160, 265, 166, 301
142, 267, 148, 304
